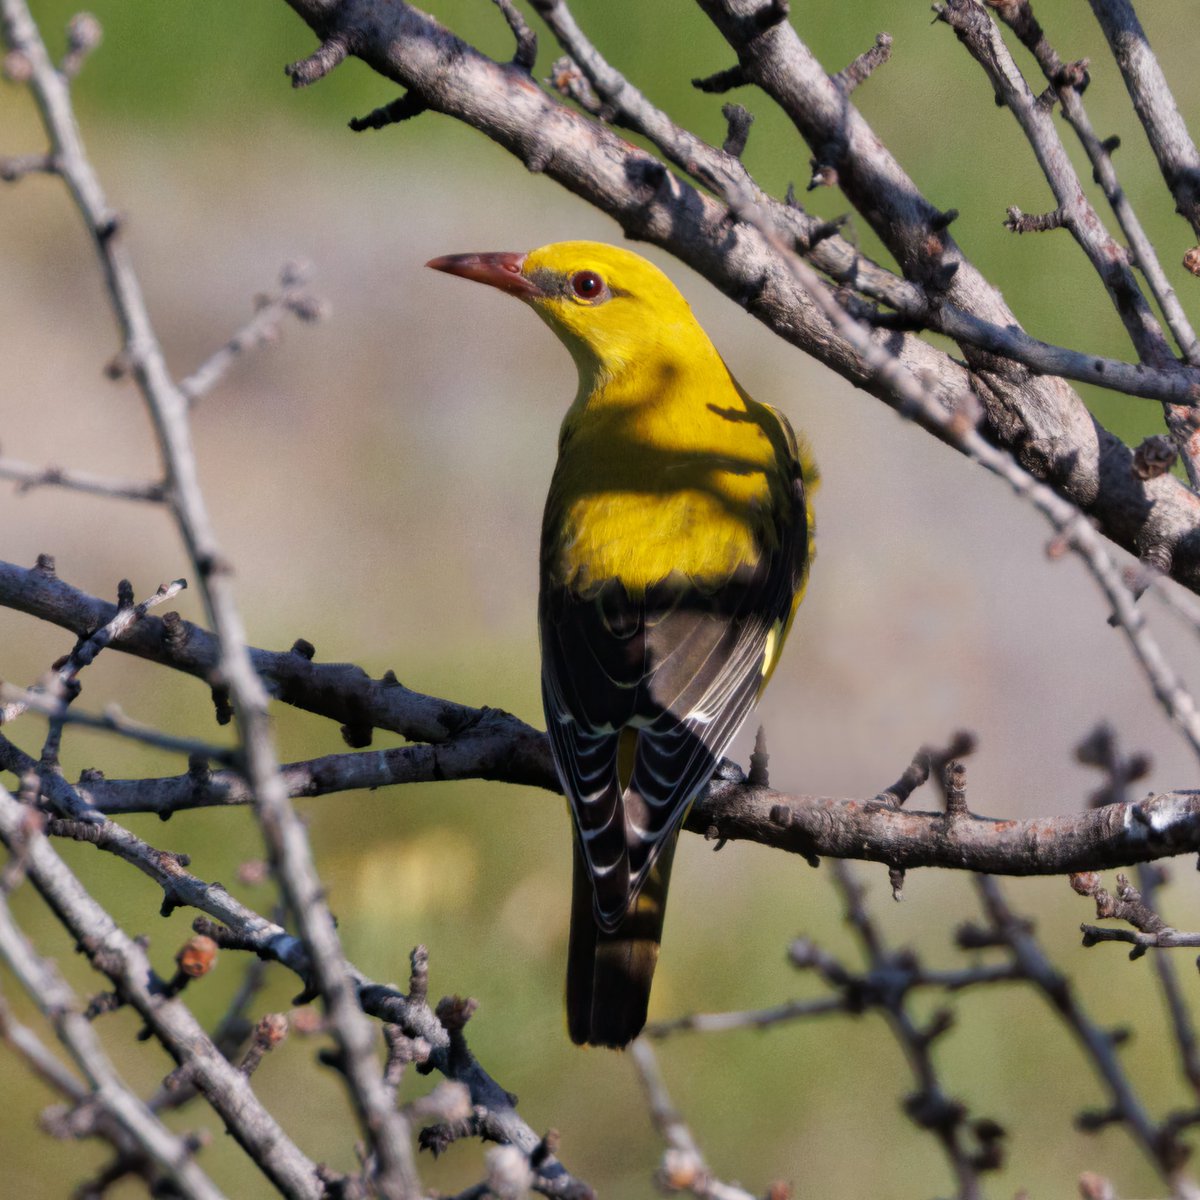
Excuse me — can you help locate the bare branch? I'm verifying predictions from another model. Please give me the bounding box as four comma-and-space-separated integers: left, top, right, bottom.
0, 150, 55, 180
490, 0, 535, 72
285, 31, 350, 87
57, 729, 1200, 878
1089, 0, 1200, 241
0, 454, 166, 502
709, 176, 1200, 766
0, 576, 185, 729
0, 892, 226, 1200
630, 1039, 759, 1200
975, 877, 1194, 1183
0, 689, 234, 764
0, 737, 593, 1198
1138, 866, 1200, 1104
178, 261, 329, 406
831, 32, 893, 96
1073, 870, 1200, 955
935, 0, 1200, 485
990, 0, 1200, 365
0, 781, 326, 1197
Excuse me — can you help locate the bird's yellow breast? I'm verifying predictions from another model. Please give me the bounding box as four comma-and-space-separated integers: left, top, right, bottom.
543, 357, 790, 596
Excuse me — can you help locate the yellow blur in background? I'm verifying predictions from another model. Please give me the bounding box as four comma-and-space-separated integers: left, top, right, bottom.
3, 1, 1200, 1195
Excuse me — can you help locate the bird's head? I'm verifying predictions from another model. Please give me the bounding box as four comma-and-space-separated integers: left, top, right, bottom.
427, 240, 705, 386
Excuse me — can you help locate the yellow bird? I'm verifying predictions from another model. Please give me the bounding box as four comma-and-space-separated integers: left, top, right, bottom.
427, 242, 815, 1047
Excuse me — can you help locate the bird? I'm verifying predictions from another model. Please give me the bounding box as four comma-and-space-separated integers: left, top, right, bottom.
427, 241, 815, 1047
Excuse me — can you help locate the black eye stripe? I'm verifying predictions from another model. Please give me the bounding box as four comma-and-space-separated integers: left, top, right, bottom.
526, 267, 617, 302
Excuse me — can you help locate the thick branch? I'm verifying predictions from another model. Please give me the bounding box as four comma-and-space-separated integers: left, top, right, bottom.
48, 732, 1200, 876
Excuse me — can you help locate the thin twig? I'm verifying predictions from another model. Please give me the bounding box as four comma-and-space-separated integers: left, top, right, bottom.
0, 780, 327, 1196
0, 688, 234, 764
976, 876, 1196, 1188
0, 455, 166, 502
0, 577, 185, 728
178, 261, 328, 406
629, 1039, 759, 1200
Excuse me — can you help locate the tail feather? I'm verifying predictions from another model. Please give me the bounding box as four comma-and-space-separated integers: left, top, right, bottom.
566, 836, 676, 1048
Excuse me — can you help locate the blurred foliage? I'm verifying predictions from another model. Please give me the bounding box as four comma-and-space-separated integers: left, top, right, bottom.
5, 1, 1200, 1197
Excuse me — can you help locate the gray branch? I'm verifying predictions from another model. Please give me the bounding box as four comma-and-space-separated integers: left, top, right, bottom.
1090, 0, 1200, 242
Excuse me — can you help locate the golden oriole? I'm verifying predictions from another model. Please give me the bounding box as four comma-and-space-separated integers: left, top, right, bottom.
427, 242, 814, 1047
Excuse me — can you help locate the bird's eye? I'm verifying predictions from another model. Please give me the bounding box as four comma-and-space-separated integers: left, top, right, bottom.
570, 270, 604, 300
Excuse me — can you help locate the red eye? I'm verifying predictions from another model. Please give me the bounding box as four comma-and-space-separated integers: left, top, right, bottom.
571, 270, 604, 300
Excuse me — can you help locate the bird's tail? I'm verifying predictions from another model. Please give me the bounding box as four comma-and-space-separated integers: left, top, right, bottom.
566, 836, 677, 1048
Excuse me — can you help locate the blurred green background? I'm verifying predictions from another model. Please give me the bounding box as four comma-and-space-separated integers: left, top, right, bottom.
4, 1, 1200, 1196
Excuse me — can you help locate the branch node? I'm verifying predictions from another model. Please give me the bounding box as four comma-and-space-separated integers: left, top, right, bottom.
750, 0, 789, 32
1004, 205, 1065, 234
942, 760, 968, 817
549, 56, 604, 116
1132, 434, 1178, 481
339, 722, 373, 749
748, 725, 770, 787
0, 153, 57, 182
60, 13, 102, 80
720, 102, 753, 159
238, 1012, 288, 1077
209, 683, 233, 726
160, 610, 189, 652
691, 64, 749, 94
832, 33, 893, 96
807, 161, 838, 192
2, 49, 33, 83
285, 34, 350, 88
435, 994, 479, 1035
1054, 57, 1090, 93
930, 206, 959, 232
409, 944, 430, 1006
491, 0, 537, 72
349, 91, 429, 133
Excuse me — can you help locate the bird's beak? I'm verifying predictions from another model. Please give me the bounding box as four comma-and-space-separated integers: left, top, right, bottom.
425, 251, 542, 299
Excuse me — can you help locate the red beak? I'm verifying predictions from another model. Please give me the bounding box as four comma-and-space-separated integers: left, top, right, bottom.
425, 251, 542, 298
